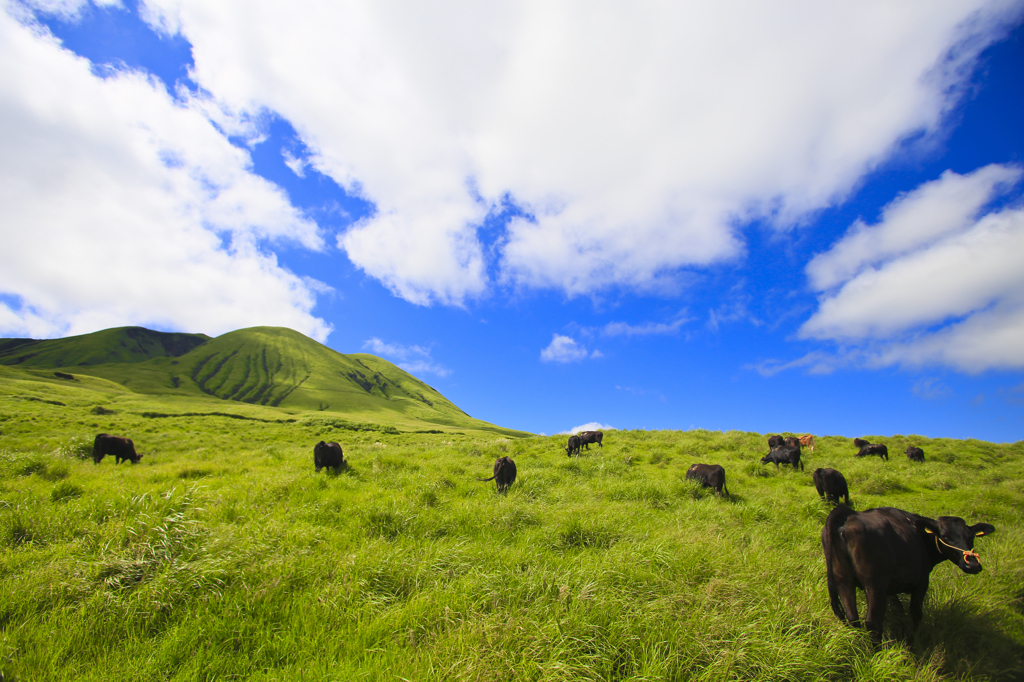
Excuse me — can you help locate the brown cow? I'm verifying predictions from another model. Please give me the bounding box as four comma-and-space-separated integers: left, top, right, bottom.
823, 505, 994, 642
479, 456, 517, 493
800, 434, 816, 451
92, 434, 141, 464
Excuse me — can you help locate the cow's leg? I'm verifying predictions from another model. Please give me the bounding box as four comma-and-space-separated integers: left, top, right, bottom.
837, 582, 860, 627
909, 585, 927, 636
864, 585, 887, 642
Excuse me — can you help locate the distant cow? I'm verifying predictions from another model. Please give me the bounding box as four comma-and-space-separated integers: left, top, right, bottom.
578, 431, 603, 449
822, 505, 994, 642
314, 441, 345, 472
813, 468, 850, 506
906, 446, 925, 463
853, 438, 871, 449
686, 463, 729, 496
768, 435, 785, 449
566, 435, 581, 457
784, 436, 801, 449
857, 444, 889, 461
762, 445, 804, 471
800, 434, 816, 451
92, 434, 141, 464
479, 456, 517, 493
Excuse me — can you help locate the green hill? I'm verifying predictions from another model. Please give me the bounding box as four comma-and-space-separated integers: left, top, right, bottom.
0, 326, 527, 436
0, 326, 209, 367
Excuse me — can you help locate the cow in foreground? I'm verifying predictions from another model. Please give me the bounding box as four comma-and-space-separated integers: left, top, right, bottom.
857, 444, 889, 461
578, 430, 603, 449
314, 441, 345, 472
906, 446, 925, 462
566, 435, 581, 457
761, 445, 804, 471
813, 468, 850, 506
800, 434, 816, 451
479, 456, 517, 493
93, 434, 141, 464
686, 463, 729, 496
822, 505, 994, 642
768, 435, 785, 449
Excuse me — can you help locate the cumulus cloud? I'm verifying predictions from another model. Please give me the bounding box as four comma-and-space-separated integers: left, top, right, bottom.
136, 0, 1022, 304
0, 6, 331, 340
556, 421, 614, 435
362, 337, 451, 377
800, 165, 1024, 372
540, 334, 601, 363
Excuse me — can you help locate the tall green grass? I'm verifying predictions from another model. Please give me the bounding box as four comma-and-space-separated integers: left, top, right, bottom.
1, 384, 1022, 680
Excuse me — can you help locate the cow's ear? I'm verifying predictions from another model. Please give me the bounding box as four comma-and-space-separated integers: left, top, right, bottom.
915, 517, 940, 535
970, 523, 995, 537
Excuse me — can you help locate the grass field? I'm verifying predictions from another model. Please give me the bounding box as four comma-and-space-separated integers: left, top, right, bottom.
2, 374, 1023, 680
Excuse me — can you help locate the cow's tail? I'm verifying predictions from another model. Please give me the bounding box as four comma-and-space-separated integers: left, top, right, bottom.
722, 479, 730, 497
477, 476, 496, 482
822, 504, 857, 623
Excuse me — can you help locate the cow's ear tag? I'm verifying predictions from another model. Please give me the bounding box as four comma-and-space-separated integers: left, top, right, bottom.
924, 528, 934, 534
975, 531, 985, 536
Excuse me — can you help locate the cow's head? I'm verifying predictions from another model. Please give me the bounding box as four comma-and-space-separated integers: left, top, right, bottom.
916, 516, 995, 574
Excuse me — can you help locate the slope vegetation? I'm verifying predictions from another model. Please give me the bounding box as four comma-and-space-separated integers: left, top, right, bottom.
0, 326, 525, 436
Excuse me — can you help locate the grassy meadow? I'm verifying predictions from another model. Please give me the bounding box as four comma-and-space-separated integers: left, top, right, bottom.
2, 376, 1023, 680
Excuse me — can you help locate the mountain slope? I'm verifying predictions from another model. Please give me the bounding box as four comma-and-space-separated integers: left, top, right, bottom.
0, 327, 209, 367
0, 326, 525, 435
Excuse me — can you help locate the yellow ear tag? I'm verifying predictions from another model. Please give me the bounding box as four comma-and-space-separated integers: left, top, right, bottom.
925, 528, 934, 534
975, 531, 985, 536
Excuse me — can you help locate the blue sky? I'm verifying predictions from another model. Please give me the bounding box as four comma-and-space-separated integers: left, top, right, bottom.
2, 0, 1024, 442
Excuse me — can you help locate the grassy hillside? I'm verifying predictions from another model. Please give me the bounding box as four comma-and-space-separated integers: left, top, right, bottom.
0, 326, 209, 367
0, 326, 525, 436
0, 387, 1021, 681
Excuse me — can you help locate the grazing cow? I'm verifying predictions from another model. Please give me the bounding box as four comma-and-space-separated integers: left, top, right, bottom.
853, 438, 871, 449
566, 435, 581, 457
479, 456, 517, 493
768, 435, 785, 449
686, 463, 729, 496
314, 441, 345, 472
857, 444, 889, 461
761, 445, 804, 471
800, 434, 816, 452
92, 434, 141, 464
813, 468, 850, 506
578, 430, 604, 449
822, 505, 994, 642
906, 446, 925, 463
784, 436, 802, 449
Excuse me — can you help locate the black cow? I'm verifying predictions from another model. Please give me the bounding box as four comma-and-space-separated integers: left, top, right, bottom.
768, 435, 785, 449
906, 446, 925, 463
578, 431, 603, 449
93, 434, 141, 464
857, 444, 889, 461
853, 438, 871, 449
813, 468, 850, 506
479, 456, 517, 493
761, 445, 804, 471
566, 435, 581, 457
314, 441, 345, 472
686, 463, 729, 496
784, 436, 802, 449
822, 505, 994, 642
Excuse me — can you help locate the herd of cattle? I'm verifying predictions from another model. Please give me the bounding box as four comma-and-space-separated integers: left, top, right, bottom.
89, 428, 995, 645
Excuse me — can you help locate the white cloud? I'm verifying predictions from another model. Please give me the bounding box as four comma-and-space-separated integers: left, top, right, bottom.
540, 334, 601, 363
559, 422, 614, 435
602, 311, 691, 337
136, 0, 1022, 303
362, 337, 451, 377
912, 378, 953, 400
0, 6, 332, 341
800, 166, 1024, 372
